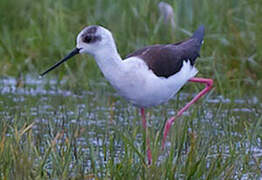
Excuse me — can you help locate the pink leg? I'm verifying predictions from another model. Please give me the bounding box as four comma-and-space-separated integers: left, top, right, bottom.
161, 77, 213, 149
141, 108, 152, 165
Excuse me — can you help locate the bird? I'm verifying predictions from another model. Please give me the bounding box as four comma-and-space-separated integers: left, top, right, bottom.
158, 1, 175, 29
40, 25, 213, 165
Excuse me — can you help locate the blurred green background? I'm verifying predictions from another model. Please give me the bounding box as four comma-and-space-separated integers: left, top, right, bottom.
1, 0, 262, 179
1, 0, 261, 97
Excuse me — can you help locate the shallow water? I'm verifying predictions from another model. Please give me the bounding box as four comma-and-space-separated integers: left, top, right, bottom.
0, 75, 261, 177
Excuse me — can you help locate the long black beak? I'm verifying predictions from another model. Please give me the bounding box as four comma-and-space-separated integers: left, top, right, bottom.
40, 48, 80, 77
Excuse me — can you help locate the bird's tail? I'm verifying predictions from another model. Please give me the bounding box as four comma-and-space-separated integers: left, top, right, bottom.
192, 25, 205, 44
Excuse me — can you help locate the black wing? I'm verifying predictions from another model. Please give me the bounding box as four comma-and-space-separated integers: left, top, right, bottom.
126, 26, 205, 78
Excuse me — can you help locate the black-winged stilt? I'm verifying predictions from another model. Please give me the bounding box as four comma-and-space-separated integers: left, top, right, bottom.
41, 25, 213, 165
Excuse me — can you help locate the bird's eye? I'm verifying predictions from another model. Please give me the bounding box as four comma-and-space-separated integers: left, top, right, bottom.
84, 35, 93, 43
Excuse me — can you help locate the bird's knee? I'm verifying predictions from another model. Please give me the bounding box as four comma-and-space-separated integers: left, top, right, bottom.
206, 79, 213, 87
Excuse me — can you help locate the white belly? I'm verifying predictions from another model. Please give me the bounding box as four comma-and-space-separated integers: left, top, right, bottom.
115, 77, 174, 107
105, 57, 198, 108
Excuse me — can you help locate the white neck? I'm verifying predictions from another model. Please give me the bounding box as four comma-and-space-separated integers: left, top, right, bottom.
93, 45, 124, 83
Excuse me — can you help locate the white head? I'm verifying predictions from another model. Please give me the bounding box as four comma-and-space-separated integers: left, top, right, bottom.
76, 25, 116, 56
40, 25, 117, 76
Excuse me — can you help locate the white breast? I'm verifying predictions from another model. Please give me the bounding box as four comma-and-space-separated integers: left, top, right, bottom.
107, 57, 198, 108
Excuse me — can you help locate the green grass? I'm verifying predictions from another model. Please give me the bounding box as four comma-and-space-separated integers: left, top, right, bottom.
0, 83, 261, 179
0, 0, 261, 94
0, 0, 262, 179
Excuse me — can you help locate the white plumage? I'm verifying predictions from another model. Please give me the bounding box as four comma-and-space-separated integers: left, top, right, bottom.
75, 26, 198, 107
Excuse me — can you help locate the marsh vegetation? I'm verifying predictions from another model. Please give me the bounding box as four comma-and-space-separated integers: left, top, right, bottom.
0, 0, 262, 179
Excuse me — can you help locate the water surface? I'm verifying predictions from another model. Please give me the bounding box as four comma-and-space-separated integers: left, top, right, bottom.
0, 75, 261, 177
